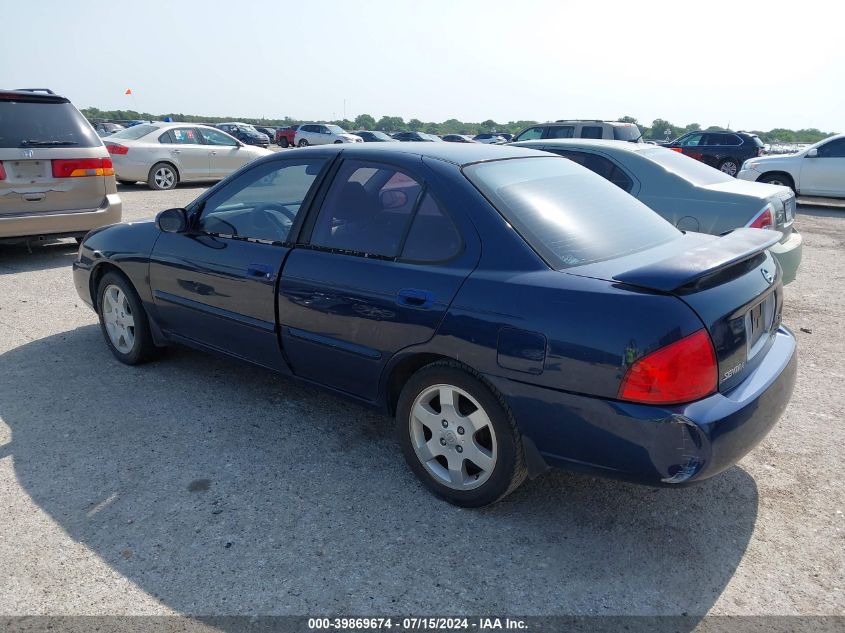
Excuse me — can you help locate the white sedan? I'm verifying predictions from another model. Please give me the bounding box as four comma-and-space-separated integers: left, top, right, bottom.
104, 123, 273, 190
294, 123, 363, 147
738, 133, 845, 198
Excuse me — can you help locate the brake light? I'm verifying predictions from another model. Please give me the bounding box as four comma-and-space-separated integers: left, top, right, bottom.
0, 162, 5, 180
618, 329, 717, 404
52, 158, 114, 178
670, 147, 683, 153
105, 143, 129, 155
748, 204, 775, 230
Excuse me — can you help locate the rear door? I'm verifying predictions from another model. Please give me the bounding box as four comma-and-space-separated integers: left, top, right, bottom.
278, 156, 480, 400
157, 127, 208, 180
544, 125, 575, 140
0, 95, 107, 217
800, 137, 845, 196
675, 132, 705, 162
148, 156, 330, 371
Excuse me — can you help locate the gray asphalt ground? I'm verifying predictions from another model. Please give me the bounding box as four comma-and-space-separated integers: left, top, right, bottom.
0, 178, 843, 619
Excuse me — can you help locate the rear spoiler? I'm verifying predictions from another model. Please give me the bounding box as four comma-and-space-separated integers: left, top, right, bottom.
614, 228, 782, 292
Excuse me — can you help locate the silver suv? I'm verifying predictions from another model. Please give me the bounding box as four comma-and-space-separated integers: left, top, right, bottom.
512, 120, 643, 143
0, 89, 121, 243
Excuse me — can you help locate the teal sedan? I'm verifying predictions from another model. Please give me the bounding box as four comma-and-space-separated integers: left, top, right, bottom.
512, 139, 802, 284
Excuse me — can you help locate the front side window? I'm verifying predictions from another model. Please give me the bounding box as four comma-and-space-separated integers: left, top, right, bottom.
818, 138, 845, 158
200, 128, 238, 146
464, 157, 678, 269
547, 126, 574, 139
310, 160, 423, 257
580, 126, 603, 139
198, 159, 327, 243
515, 126, 545, 142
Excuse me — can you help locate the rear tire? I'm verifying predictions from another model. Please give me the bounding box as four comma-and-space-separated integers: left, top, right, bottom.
148, 162, 178, 190
759, 172, 796, 192
396, 361, 527, 507
96, 271, 160, 365
718, 158, 740, 177
279, 138, 289, 148
298, 139, 309, 147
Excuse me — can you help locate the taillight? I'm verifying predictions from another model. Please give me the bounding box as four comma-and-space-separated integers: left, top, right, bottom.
105, 144, 129, 155
0, 162, 5, 180
618, 329, 717, 405
52, 158, 114, 178
748, 204, 775, 230
670, 147, 683, 153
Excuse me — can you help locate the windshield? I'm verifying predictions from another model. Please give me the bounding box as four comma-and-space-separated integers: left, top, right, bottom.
464, 157, 679, 269
421, 133, 443, 141
642, 148, 735, 186
326, 125, 345, 134
613, 125, 642, 143
0, 101, 102, 148
371, 131, 392, 140
109, 124, 158, 140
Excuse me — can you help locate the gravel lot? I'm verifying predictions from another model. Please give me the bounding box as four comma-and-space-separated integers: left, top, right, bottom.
0, 180, 843, 619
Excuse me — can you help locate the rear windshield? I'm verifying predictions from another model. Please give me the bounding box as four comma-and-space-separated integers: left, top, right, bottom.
642, 147, 735, 185
0, 100, 101, 148
464, 157, 679, 269
109, 124, 158, 140
613, 125, 642, 142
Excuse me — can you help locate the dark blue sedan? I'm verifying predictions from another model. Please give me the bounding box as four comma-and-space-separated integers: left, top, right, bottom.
73, 143, 797, 507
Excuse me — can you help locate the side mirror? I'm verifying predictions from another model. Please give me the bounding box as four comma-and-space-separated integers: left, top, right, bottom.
156, 207, 188, 233
806, 148, 818, 158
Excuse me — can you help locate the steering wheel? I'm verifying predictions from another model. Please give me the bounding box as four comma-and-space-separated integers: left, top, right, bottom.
252, 202, 297, 240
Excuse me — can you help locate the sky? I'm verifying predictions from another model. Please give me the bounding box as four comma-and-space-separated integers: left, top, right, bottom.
2, 0, 842, 132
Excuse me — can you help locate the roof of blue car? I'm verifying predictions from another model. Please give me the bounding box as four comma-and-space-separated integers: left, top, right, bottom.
293, 142, 548, 165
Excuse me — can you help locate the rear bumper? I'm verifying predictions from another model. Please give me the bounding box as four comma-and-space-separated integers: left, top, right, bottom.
0, 193, 121, 240
769, 230, 802, 285
487, 326, 797, 485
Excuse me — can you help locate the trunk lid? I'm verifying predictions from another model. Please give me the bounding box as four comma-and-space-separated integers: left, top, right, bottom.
568, 229, 784, 393
702, 179, 796, 239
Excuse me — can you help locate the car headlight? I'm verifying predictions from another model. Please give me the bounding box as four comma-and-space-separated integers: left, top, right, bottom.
743, 161, 760, 171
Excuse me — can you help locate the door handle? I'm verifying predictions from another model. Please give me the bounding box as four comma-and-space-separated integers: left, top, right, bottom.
247, 263, 275, 280
397, 288, 433, 309
209, 151, 217, 156
172, 149, 181, 154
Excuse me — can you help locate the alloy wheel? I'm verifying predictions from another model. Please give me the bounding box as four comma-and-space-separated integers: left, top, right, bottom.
102, 285, 136, 354
720, 161, 739, 176
154, 166, 176, 189
409, 384, 497, 490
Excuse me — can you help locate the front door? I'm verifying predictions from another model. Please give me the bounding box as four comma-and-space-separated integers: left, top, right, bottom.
278, 157, 479, 400
148, 156, 330, 371
800, 137, 845, 196
199, 127, 251, 179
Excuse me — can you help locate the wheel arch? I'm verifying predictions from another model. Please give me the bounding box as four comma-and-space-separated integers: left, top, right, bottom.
89, 261, 129, 309
383, 352, 453, 416
758, 170, 796, 190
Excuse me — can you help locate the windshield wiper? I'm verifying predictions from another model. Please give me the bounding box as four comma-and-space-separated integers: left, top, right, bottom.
20, 140, 79, 147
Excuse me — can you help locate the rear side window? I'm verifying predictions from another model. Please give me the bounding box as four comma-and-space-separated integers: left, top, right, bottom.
580, 126, 603, 139
310, 161, 422, 258
400, 194, 462, 262
547, 126, 574, 139
109, 124, 157, 140
464, 157, 678, 269
613, 125, 642, 142
554, 150, 634, 192
0, 100, 101, 148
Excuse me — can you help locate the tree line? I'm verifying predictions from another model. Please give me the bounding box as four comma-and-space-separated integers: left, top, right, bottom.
81, 107, 837, 144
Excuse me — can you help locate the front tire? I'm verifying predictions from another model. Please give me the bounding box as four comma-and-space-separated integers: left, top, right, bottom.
96, 271, 160, 365
148, 162, 178, 190
718, 158, 740, 177
759, 172, 796, 192
279, 137, 289, 148
396, 361, 527, 507
298, 139, 309, 147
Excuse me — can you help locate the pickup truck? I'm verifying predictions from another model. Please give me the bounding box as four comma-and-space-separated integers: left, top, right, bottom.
275, 125, 299, 148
